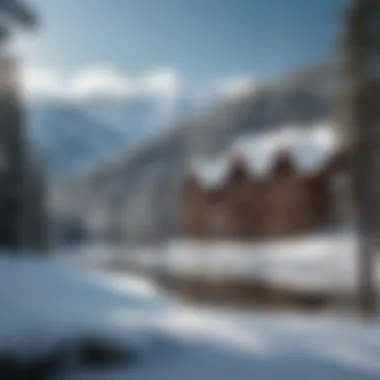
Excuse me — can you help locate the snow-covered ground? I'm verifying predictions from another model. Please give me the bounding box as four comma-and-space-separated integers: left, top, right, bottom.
56, 311, 380, 380
0, 256, 169, 355
1, 254, 380, 379
57, 230, 380, 296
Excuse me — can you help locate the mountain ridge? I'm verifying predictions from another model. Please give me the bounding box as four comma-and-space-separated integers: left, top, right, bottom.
52, 60, 343, 243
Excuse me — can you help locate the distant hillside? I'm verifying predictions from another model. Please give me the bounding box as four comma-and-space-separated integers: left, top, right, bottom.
27, 93, 194, 181
52, 61, 343, 243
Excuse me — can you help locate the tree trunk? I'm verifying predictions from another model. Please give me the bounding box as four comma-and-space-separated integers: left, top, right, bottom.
343, 0, 380, 318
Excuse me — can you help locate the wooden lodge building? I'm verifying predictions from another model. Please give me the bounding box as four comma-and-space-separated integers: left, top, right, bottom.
180, 127, 351, 241
171, 126, 358, 311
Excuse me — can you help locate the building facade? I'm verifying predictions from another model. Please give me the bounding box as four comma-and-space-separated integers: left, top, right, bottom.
180, 146, 348, 240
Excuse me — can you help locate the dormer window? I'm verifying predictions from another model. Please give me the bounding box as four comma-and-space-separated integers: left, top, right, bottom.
182, 172, 201, 197
271, 150, 296, 178
227, 155, 249, 184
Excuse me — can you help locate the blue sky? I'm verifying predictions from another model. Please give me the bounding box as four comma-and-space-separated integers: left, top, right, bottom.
23, 0, 345, 98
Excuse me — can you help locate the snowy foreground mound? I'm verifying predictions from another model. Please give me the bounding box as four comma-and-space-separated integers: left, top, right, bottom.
1, 256, 380, 380
65, 231, 380, 295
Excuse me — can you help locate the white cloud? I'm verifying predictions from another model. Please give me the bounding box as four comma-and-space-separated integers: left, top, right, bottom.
218, 75, 255, 99
21, 65, 183, 100
21, 67, 64, 98
70, 67, 134, 99
141, 68, 182, 98
21, 65, 252, 105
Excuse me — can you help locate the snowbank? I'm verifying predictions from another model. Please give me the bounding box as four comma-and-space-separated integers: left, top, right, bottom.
0, 256, 170, 357
68, 231, 380, 296
55, 309, 380, 380
2, 254, 380, 380
162, 231, 366, 294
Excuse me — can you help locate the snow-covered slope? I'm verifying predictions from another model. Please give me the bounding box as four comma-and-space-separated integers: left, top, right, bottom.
26, 94, 195, 181
57, 230, 377, 296
1, 255, 380, 379
0, 257, 167, 353
28, 102, 130, 180
56, 312, 380, 380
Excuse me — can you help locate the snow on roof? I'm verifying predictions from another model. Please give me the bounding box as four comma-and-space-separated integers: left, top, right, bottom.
190, 120, 341, 188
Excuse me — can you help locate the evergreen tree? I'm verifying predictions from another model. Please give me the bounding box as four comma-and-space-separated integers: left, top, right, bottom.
343, 0, 380, 317
0, 1, 46, 251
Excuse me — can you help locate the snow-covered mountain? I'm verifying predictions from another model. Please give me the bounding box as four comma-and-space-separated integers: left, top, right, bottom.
26, 93, 195, 181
